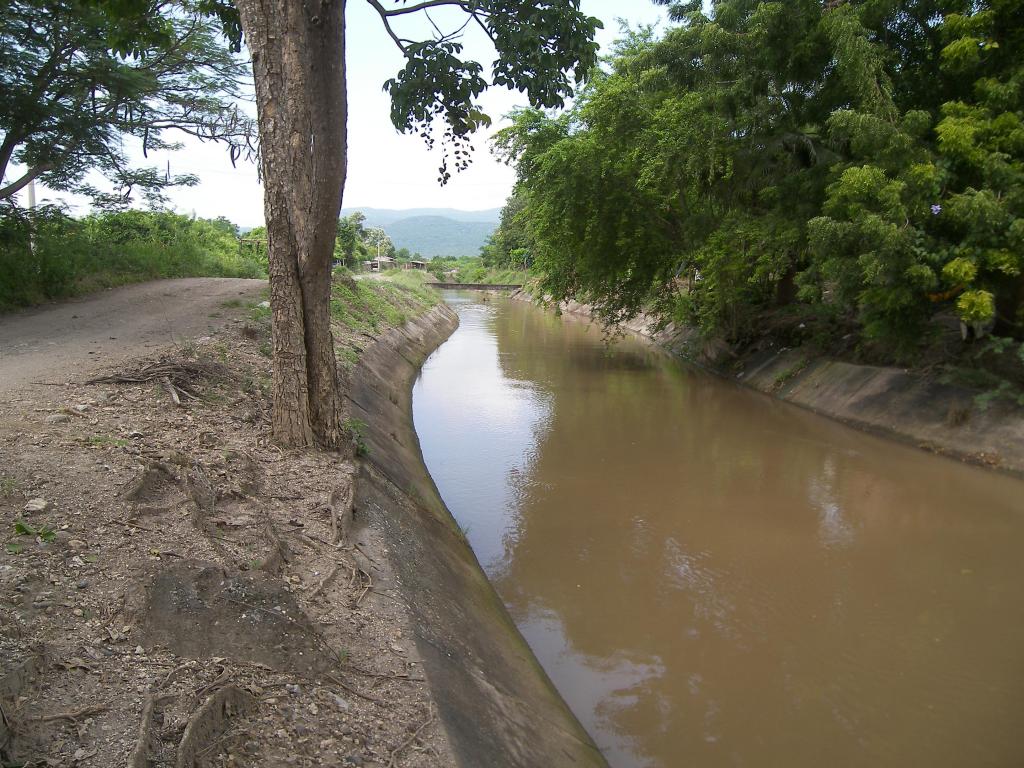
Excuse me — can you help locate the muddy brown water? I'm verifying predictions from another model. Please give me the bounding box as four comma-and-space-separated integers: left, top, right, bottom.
412, 293, 1024, 768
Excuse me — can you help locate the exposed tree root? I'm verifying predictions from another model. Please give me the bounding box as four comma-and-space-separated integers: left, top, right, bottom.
175, 685, 256, 768
128, 693, 175, 768
86, 358, 233, 402
0, 650, 47, 759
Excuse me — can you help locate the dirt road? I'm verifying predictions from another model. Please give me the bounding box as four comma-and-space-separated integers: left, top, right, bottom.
0, 277, 265, 392
0, 275, 454, 767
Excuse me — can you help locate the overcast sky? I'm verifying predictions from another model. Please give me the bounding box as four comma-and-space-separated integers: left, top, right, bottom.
27, 1, 668, 226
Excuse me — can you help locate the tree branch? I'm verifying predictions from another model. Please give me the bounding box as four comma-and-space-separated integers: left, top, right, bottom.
423, 9, 473, 43
0, 164, 53, 201
470, 11, 495, 44
365, 0, 413, 53
0, 133, 21, 183
371, 0, 472, 17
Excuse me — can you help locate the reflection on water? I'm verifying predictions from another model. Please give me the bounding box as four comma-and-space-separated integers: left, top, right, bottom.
412, 295, 552, 568
413, 293, 1024, 768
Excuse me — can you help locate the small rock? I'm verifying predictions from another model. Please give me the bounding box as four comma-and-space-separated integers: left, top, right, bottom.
45, 414, 71, 424
72, 608, 84, 617
285, 683, 301, 696
308, 702, 319, 715
332, 695, 351, 711
76, 580, 89, 590
344, 755, 364, 767
68, 539, 87, 550
24, 498, 49, 513
258, 300, 270, 309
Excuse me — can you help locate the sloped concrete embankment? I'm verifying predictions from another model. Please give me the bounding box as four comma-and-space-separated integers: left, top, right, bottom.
348, 304, 609, 768
534, 293, 1024, 476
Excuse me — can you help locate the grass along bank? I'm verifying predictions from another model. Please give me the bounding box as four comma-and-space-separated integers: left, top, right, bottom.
242, 268, 441, 372
420, 255, 528, 286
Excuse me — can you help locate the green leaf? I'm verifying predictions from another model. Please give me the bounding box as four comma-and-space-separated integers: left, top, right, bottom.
37, 527, 57, 543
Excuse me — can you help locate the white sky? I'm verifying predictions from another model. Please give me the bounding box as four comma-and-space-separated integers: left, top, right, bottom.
22, 1, 668, 227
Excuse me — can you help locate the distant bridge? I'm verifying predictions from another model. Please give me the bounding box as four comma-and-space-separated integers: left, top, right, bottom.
426, 283, 523, 291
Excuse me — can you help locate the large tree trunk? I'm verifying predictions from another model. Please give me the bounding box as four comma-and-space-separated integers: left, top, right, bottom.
235, 0, 348, 448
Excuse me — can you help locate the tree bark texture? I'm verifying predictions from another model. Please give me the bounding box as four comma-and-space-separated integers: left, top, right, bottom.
235, 0, 348, 448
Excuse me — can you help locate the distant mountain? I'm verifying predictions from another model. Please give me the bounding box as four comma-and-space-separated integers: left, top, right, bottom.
341, 207, 500, 257
342, 207, 500, 226
384, 216, 497, 258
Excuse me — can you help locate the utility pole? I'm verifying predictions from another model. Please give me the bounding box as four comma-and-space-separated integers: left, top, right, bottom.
27, 179, 37, 254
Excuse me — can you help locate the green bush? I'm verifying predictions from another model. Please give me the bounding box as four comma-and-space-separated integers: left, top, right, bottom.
0, 207, 266, 312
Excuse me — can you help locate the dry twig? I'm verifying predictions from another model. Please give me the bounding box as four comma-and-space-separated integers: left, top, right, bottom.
162, 375, 182, 407
387, 707, 436, 767
343, 665, 425, 683
31, 704, 108, 723
308, 563, 343, 600
354, 568, 374, 607
325, 674, 386, 706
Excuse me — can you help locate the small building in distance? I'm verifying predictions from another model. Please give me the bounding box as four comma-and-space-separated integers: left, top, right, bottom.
363, 255, 397, 272
404, 260, 427, 271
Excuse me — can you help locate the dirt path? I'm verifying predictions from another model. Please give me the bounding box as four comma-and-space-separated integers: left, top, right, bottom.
0, 278, 266, 392
0, 278, 452, 767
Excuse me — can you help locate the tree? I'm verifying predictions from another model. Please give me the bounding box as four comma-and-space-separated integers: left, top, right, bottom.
335, 211, 367, 267
496, 6, 835, 336
233, 0, 602, 448
364, 227, 394, 260
481, 190, 534, 269
498, 0, 1023, 359
0, 0, 255, 207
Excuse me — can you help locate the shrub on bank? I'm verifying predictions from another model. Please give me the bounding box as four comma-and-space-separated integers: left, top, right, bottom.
0, 207, 266, 312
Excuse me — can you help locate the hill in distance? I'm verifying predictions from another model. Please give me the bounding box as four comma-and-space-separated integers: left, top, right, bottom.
341, 206, 500, 257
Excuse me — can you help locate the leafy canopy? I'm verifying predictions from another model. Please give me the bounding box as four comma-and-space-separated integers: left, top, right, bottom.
0, 0, 254, 207
371, 0, 603, 183
497, 0, 1024, 358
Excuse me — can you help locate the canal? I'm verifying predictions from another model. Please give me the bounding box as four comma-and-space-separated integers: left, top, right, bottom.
412, 292, 1024, 768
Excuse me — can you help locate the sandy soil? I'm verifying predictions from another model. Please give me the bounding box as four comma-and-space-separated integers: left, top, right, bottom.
0, 278, 267, 393
0, 280, 452, 767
